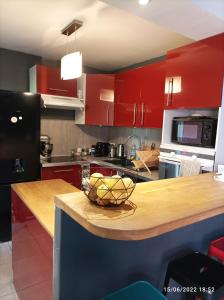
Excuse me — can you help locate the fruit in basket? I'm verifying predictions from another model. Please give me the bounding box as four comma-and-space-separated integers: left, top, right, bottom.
101, 177, 111, 187
122, 177, 135, 194
108, 175, 125, 190
97, 184, 113, 200
89, 173, 103, 188
88, 187, 97, 202
122, 177, 134, 188
112, 191, 127, 200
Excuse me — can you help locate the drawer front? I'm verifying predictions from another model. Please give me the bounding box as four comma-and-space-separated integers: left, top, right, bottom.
42, 165, 81, 187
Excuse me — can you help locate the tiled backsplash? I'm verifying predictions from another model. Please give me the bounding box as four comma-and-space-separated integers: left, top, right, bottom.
41, 110, 162, 156
108, 127, 162, 148
41, 119, 110, 156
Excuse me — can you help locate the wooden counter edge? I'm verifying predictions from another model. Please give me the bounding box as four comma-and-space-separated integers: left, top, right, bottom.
11, 180, 80, 238
12, 183, 54, 238
55, 194, 224, 241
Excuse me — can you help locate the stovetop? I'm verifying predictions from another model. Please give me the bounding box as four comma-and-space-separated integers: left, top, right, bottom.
42, 156, 86, 163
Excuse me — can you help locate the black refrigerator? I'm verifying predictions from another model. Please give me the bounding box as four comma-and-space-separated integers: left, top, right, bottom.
0, 90, 41, 242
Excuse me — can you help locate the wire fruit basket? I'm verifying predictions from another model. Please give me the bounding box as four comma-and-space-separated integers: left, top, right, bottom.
82, 172, 136, 207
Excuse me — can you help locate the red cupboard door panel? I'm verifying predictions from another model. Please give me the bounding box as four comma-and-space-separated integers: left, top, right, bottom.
41, 165, 81, 188
36, 65, 77, 97
73, 165, 82, 189
85, 74, 115, 126
165, 33, 224, 109
140, 61, 165, 128
90, 164, 117, 176
114, 70, 141, 127
12, 191, 52, 299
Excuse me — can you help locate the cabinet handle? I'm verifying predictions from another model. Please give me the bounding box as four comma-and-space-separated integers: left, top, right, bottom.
141, 103, 144, 126
107, 105, 110, 124
48, 88, 68, 92
170, 77, 174, 105
133, 103, 137, 126
166, 78, 173, 106
54, 169, 73, 173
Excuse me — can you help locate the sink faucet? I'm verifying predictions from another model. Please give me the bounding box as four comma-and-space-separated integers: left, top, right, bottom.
125, 135, 141, 159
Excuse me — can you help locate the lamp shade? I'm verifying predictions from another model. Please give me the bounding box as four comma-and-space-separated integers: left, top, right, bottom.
61, 51, 82, 80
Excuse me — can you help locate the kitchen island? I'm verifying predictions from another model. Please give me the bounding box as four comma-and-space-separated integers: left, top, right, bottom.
54, 173, 224, 300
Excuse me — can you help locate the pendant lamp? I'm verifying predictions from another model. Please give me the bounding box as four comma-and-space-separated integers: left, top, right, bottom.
61, 20, 83, 80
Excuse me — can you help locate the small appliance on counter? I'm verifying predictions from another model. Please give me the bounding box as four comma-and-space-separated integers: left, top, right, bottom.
40, 135, 53, 159
108, 143, 116, 158
94, 142, 110, 157
117, 144, 125, 158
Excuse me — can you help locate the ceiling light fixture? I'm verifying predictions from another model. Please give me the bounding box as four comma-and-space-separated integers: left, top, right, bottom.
139, 0, 149, 5
61, 20, 83, 80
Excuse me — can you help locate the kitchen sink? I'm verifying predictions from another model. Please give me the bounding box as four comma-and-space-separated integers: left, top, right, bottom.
102, 159, 122, 165
102, 158, 134, 167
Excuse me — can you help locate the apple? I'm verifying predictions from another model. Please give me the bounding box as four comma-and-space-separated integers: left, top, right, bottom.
89, 173, 104, 188
97, 184, 113, 200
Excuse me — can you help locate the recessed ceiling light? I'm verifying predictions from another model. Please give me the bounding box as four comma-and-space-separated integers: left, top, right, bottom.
139, 0, 149, 6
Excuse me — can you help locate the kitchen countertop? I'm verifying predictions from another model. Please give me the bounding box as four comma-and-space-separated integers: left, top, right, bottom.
55, 173, 224, 241
12, 179, 79, 237
41, 155, 159, 181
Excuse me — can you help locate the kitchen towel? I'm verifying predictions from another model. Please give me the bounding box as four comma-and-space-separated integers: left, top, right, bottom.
180, 159, 201, 177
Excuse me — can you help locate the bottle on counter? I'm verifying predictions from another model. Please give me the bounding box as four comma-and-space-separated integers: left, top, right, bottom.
82, 146, 88, 156
91, 145, 96, 156
130, 144, 137, 160
76, 147, 82, 156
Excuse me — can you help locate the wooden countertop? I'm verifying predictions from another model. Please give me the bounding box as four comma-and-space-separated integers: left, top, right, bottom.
55, 173, 224, 241
12, 179, 79, 238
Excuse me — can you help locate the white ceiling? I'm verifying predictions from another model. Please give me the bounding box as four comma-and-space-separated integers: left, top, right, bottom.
102, 0, 224, 40
0, 0, 222, 71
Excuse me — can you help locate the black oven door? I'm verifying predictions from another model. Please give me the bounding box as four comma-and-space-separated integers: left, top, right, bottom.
172, 120, 203, 146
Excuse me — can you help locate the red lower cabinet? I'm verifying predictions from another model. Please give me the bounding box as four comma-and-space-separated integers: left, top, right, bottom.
41, 165, 82, 189
90, 164, 117, 176
12, 191, 53, 300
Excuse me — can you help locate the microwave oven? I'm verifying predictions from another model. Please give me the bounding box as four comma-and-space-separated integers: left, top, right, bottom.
172, 116, 217, 148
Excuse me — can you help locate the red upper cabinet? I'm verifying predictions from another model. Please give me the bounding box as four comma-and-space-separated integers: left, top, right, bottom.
139, 61, 165, 128
165, 33, 224, 109
29, 65, 77, 97
114, 68, 142, 127
114, 61, 165, 128
85, 74, 115, 126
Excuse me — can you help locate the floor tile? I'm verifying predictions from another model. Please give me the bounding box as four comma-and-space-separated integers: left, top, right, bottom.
0, 243, 11, 266
7, 242, 12, 250
0, 293, 19, 300
0, 243, 18, 299
0, 283, 17, 298
0, 263, 13, 286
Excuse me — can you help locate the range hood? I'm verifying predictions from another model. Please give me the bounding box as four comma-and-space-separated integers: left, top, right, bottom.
41, 94, 84, 110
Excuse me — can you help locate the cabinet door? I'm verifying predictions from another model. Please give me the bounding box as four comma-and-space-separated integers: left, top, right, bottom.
12, 191, 52, 300
85, 74, 115, 126
140, 61, 165, 128
36, 65, 77, 97
41, 165, 81, 188
165, 33, 224, 109
114, 69, 141, 127
90, 164, 117, 177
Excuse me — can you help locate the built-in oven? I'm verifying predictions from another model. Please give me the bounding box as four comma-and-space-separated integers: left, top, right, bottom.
172, 116, 217, 148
